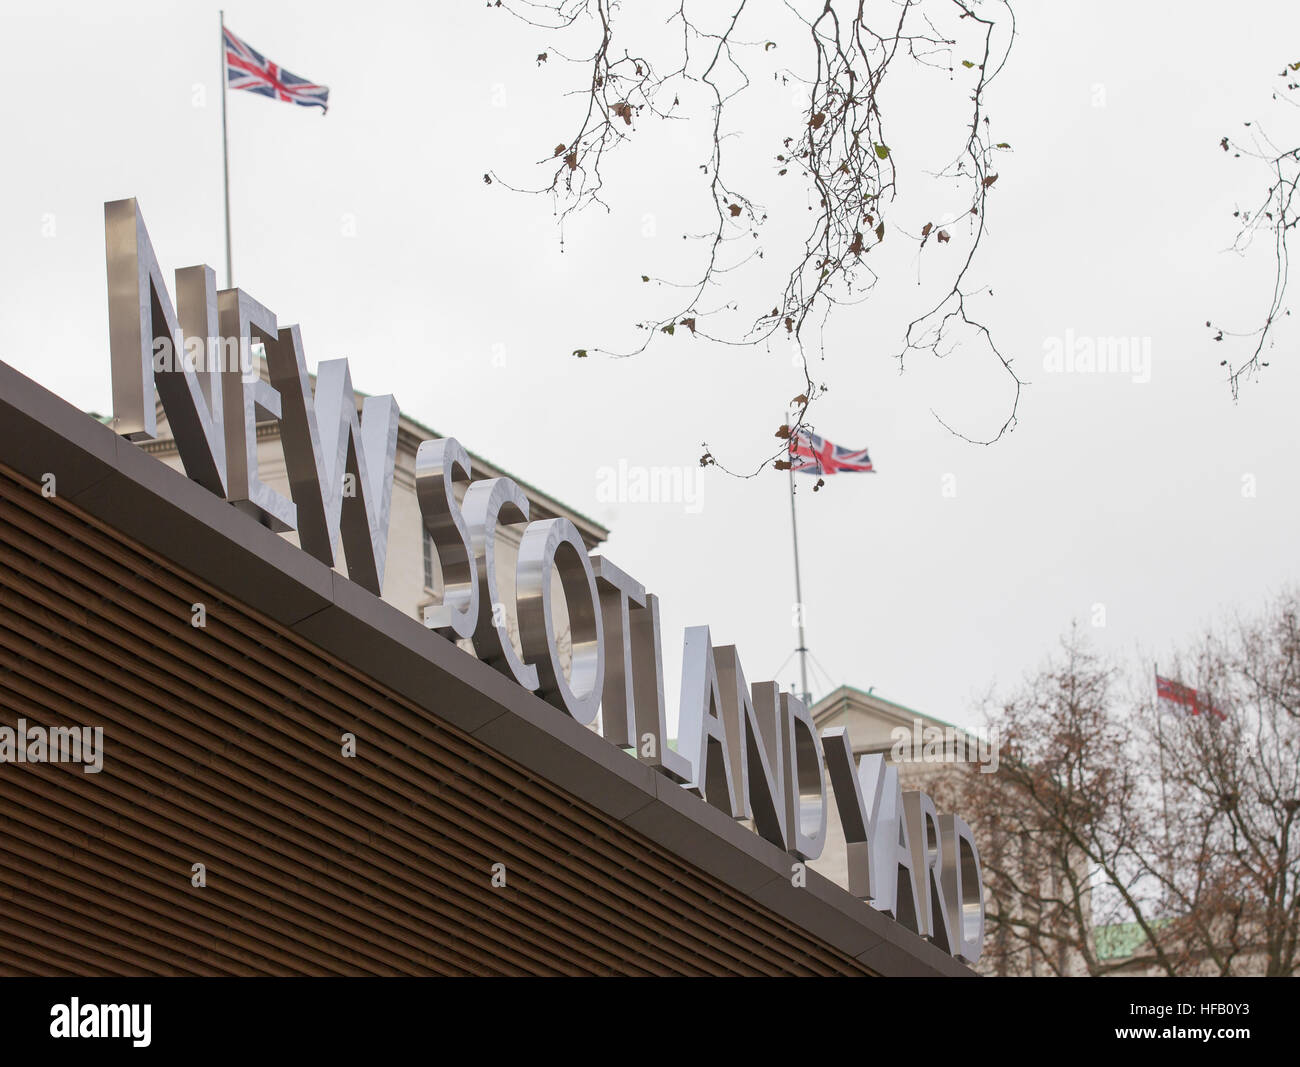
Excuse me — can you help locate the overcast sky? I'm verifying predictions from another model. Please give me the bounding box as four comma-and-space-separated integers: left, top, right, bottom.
2, 1, 1298, 733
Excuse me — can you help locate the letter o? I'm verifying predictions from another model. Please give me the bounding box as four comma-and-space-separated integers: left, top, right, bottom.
516, 518, 604, 724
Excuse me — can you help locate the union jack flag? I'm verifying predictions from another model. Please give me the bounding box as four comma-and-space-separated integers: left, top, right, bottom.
224, 27, 329, 113
788, 427, 874, 475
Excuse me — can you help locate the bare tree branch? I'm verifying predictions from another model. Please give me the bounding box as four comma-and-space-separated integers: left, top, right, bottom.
1212, 59, 1300, 398
488, 0, 1019, 470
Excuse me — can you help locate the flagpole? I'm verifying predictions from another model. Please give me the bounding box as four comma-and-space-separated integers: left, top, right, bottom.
1154, 661, 1173, 882
219, 10, 233, 289
788, 413, 811, 706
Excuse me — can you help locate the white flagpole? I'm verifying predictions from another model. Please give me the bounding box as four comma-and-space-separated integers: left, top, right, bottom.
788, 414, 811, 705
219, 10, 233, 289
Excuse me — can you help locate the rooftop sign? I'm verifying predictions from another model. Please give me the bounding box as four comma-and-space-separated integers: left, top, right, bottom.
103, 198, 986, 964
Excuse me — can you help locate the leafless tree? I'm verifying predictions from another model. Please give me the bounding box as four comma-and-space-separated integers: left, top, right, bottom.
952, 600, 1300, 976
952, 628, 1179, 976
486, 0, 1020, 470
1145, 593, 1300, 976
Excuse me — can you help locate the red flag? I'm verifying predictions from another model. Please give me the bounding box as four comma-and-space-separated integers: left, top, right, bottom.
1156, 672, 1226, 721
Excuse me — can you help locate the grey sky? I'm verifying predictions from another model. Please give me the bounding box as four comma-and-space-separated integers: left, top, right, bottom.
2, 0, 1298, 732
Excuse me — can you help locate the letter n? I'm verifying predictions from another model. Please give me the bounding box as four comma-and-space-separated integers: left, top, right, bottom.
105, 198, 227, 494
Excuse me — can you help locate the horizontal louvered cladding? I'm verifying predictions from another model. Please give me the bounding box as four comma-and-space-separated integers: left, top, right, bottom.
0, 464, 870, 976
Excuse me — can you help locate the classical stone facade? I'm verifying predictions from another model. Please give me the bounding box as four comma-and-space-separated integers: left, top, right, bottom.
810, 685, 978, 884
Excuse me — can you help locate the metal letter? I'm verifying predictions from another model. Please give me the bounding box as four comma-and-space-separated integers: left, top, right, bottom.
750, 682, 790, 849
678, 626, 744, 817
939, 814, 985, 963
263, 325, 333, 564
417, 438, 477, 640
316, 359, 400, 594
171, 265, 227, 494
462, 476, 538, 690
591, 556, 644, 748
516, 518, 605, 725
860, 756, 922, 931
217, 287, 296, 531
903, 790, 955, 950
822, 729, 886, 901
104, 199, 226, 493
716, 650, 789, 850
630, 594, 691, 782
781, 692, 827, 860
